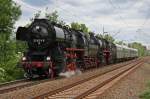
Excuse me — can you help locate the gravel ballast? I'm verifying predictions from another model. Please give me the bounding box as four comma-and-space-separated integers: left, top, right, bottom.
98, 60, 150, 99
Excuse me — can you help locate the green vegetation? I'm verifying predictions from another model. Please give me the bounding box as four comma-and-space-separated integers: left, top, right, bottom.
32, 10, 66, 26
0, 0, 24, 83
71, 22, 89, 33
140, 82, 150, 99
129, 42, 147, 56
96, 34, 115, 43
0, 39, 25, 82
103, 34, 115, 43
115, 41, 148, 56
140, 90, 150, 99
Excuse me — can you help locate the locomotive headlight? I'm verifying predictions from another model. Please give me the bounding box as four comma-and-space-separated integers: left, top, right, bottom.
22, 57, 26, 61
46, 56, 51, 61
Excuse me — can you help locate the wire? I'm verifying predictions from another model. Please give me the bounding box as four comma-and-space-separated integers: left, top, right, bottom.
53, 0, 117, 32
136, 14, 150, 32
54, 0, 85, 21
112, 29, 121, 37
14, 0, 40, 11
106, 0, 131, 38
107, 0, 129, 28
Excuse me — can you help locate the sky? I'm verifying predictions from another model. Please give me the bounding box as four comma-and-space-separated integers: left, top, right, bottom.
12, 0, 150, 48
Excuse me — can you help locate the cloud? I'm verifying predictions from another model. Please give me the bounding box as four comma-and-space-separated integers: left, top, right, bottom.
22, 0, 52, 7
12, 0, 150, 47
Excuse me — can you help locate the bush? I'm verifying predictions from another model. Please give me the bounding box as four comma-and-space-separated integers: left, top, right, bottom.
140, 90, 150, 99
0, 40, 25, 83
140, 82, 150, 99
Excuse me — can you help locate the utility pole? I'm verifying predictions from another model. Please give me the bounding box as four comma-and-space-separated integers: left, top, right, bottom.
103, 26, 108, 38
103, 26, 104, 36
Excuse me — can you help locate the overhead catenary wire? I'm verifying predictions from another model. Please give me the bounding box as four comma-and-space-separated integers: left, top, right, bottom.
106, 0, 130, 38
102, 0, 144, 38
14, 0, 40, 11
107, 0, 150, 43
14, 0, 77, 24
53, 0, 88, 22
107, 0, 129, 28
120, 0, 150, 40
15, 0, 97, 34
136, 13, 150, 33
54, 0, 103, 33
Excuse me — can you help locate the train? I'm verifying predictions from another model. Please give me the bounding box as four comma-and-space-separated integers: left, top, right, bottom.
16, 19, 138, 79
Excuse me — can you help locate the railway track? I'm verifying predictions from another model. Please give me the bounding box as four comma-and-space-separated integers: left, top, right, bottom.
0, 77, 61, 94
0, 79, 27, 88
0, 79, 33, 94
0, 58, 141, 95
34, 58, 144, 99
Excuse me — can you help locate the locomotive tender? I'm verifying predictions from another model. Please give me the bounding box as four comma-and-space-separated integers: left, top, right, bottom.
16, 19, 138, 78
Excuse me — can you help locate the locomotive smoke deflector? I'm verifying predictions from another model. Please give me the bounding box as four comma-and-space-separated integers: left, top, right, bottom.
16, 27, 29, 41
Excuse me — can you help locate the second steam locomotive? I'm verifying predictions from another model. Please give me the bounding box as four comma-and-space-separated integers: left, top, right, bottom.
16, 19, 138, 79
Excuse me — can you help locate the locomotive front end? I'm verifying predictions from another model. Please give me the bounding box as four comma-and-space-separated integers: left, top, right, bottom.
16, 19, 55, 78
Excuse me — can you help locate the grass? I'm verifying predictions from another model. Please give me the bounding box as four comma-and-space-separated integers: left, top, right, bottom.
140, 81, 150, 99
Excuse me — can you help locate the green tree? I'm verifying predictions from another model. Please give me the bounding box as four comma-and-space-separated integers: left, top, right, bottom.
96, 34, 115, 43
46, 11, 66, 25
0, 0, 23, 82
80, 24, 89, 33
71, 22, 81, 30
0, 0, 21, 38
129, 42, 146, 56
45, 11, 59, 23
32, 10, 66, 26
71, 22, 89, 36
30, 11, 41, 22
103, 34, 115, 43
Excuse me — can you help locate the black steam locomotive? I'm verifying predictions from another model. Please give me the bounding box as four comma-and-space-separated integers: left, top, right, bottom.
16, 19, 138, 79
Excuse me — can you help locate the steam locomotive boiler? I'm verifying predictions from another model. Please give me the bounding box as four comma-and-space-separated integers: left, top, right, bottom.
16, 19, 138, 79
